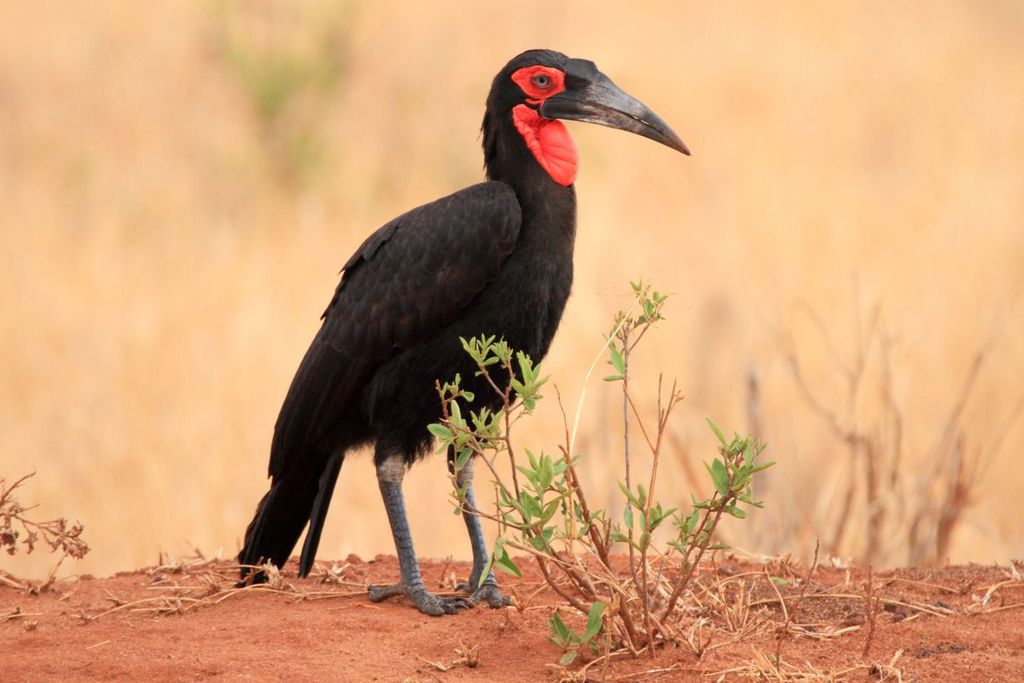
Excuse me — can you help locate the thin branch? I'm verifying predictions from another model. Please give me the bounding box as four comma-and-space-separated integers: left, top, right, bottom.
568, 298, 641, 456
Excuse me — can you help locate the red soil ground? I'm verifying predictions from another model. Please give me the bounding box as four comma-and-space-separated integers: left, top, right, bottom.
3, 555, 1023, 681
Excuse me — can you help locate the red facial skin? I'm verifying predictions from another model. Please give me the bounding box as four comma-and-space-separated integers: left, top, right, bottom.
509, 66, 579, 186
510, 65, 566, 103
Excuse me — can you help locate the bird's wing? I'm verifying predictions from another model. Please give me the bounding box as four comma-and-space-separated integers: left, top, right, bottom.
319, 181, 522, 356
268, 181, 522, 477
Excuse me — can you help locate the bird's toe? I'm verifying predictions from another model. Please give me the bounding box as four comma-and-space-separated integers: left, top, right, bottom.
410, 588, 470, 616
367, 582, 403, 602
468, 582, 512, 608
370, 582, 471, 616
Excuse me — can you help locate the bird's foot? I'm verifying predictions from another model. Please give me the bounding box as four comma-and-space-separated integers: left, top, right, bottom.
367, 582, 471, 616
457, 578, 512, 608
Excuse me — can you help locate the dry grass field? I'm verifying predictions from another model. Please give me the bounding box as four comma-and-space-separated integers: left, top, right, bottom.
2, 0, 1022, 581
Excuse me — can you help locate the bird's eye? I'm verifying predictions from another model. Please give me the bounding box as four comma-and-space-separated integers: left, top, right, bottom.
532, 74, 551, 88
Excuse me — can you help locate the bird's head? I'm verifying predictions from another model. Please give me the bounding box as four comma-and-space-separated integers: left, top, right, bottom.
483, 49, 689, 186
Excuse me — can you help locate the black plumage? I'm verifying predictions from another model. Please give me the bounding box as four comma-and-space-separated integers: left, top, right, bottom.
238, 49, 687, 615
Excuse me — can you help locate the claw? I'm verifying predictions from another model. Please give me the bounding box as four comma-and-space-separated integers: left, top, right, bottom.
367, 582, 471, 616
457, 579, 512, 608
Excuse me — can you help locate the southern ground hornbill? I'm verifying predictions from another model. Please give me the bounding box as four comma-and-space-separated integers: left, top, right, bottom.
238, 49, 688, 615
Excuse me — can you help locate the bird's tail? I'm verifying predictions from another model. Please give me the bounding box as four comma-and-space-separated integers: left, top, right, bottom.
299, 451, 344, 576
238, 455, 344, 582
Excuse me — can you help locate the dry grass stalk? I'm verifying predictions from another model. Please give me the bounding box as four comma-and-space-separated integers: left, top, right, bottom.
1, 606, 43, 623
80, 559, 368, 622
1, 472, 90, 593
784, 301, 1024, 567
415, 642, 479, 673
1, 473, 89, 560
863, 564, 877, 656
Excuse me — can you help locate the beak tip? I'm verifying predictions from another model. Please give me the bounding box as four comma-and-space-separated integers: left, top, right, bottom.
671, 137, 691, 156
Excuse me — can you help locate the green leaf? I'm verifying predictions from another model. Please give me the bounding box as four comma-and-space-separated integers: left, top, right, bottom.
517, 352, 535, 384
623, 505, 634, 530
516, 464, 537, 486
609, 345, 625, 374
549, 610, 571, 643
427, 424, 452, 441
537, 455, 553, 490
559, 651, 578, 666
583, 600, 605, 641
508, 498, 526, 518
603, 374, 623, 382
707, 418, 727, 447
541, 499, 560, 525
493, 545, 522, 577
684, 509, 700, 534
526, 449, 539, 470
609, 530, 629, 543
710, 459, 729, 496
521, 492, 542, 519
479, 540, 500, 587
647, 505, 676, 532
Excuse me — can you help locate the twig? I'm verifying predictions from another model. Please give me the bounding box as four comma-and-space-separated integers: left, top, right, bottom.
774, 539, 820, 663
1, 607, 43, 623
976, 602, 1024, 615
863, 564, 877, 656
567, 298, 640, 456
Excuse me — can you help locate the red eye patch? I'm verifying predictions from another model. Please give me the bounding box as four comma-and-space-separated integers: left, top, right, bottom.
510, 66, 566, 104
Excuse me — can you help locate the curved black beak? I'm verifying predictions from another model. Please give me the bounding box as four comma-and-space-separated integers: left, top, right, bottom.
540, 63, 690, 156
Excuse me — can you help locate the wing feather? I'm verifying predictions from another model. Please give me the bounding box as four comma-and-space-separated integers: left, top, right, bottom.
268, 181, 522, 477
320, 182, 522, 357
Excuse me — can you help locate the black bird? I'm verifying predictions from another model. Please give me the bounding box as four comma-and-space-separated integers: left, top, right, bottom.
238, 49, 688, 615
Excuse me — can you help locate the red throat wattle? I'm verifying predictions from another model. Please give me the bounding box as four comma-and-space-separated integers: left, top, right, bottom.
509, 65, 578, 186
512, 105, 579, 186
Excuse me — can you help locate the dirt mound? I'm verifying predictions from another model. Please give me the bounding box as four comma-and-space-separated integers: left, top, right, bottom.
3, 556, 1023, 681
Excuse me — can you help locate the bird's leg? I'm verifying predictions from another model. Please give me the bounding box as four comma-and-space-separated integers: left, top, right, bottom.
450, 451, 512, 608
368, 453, 470, 616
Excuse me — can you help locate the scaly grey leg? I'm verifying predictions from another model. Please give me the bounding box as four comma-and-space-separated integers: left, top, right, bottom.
368, 452, 470, 616
450, 451, 512, 608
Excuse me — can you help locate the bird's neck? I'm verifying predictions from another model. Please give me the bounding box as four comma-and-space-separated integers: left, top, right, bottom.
482, 113, 577, 234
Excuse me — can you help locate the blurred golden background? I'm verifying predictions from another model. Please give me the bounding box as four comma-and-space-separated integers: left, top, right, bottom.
3, 1, 1022, 579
